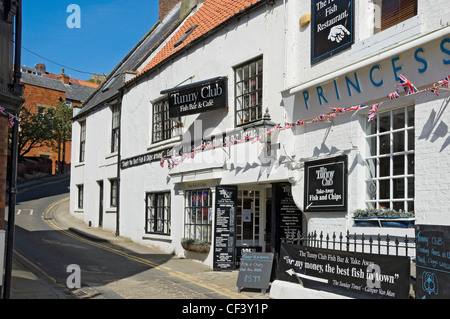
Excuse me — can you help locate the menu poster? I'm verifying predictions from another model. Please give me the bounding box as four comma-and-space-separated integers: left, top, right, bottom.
213, 185, 238, 271
416, 224, 450, 299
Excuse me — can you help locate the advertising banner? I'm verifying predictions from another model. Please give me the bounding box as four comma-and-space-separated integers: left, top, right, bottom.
277, 243, 410, 299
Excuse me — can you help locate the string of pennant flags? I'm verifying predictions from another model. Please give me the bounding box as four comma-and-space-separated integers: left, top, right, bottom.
161, 74, 450, 170
0, 106, 18, 128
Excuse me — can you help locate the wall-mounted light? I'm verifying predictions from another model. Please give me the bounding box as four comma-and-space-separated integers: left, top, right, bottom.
299, 14, 311, 27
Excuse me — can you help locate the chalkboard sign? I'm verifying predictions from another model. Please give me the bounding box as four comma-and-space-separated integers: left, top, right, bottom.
213, 185, 237, 271
311, 0, 354, 64
237, 252, 274, 293
416, 224, 450, 299
304, 155, 347, 212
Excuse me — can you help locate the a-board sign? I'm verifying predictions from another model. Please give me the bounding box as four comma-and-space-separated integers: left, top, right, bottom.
304, 155, 347, 212
416, 224, 450, 299
311, 0, 354, 64
237, 252, 274, 293
277, 243, 410, 299
213, 185, 237, 271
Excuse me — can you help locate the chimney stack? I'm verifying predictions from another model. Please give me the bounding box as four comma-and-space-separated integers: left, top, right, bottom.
159, 0, 181, 21
58, 69, 70, 85
35, 63, 46, 73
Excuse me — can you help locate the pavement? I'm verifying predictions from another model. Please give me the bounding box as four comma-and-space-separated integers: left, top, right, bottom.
6, 174, 272, 300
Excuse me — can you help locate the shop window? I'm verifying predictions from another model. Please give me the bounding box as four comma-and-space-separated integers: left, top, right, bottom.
152, 98, 179, 143
235, 57, 263, 126
184, 189, 213, 243
77, 184, 84, 209
145, 192, 171, 235
365, 105, 414, 212
111, 104, 120, 153
374, 0, 417, 34
79, 121, 86, 162
110, 179, 118, 208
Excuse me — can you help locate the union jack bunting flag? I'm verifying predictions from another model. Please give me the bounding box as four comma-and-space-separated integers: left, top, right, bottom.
438, 75, 449, 87
329, 107, 345, 113
0, 106, 6, 115
387, 90, 400, 100
8, 114, 15, 128
398, 74, 418, 95
368, 103, 381, 122
424, 87, 439, 96
160, 157, 164, 168
296, 120, 306, 126
252, 135, 261, 143
345, 105, 367, 112
283, 122, 292, 129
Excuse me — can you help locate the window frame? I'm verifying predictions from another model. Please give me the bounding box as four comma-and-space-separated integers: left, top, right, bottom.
77, 184, 84, 209
374, 0, 418, 34
111, 104, 120, 153
364, 105, 415, 212
184, 189, 213, 243
145, 192, 171, 235
234, 56, 264, 127
110, 179, 118, 208
152, 98, 179, 144
79, 121, 86, 163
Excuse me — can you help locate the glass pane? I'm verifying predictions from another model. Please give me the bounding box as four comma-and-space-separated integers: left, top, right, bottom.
366, 180, 376, 200
393, 201, 405, 212
393, 155, 404, 176
379, 157, 390, 177
393, 108, 405, 130
393, 178, 405, 199
379, 112, 390, 133
366, 120, 377, 135
407, 106, 414, 127
408, 177, 414, 199
407, 154, 414, 174
407, 201, 414, 212
408, 129, 414, 151
379, 180, 390, 199
393, 131, 405, 152
379, 134, 390, 154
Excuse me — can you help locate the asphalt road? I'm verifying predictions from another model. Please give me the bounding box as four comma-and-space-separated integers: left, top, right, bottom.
11, 175, 268, 300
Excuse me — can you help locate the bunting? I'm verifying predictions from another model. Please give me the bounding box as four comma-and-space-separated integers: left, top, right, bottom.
0, 105, 19, 128
160, 75, 447, 171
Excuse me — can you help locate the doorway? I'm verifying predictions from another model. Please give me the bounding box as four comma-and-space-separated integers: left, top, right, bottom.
98, 180, 104, 227
236, 188, 264, 252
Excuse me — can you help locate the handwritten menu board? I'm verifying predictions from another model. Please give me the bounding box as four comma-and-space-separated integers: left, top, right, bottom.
213, 185, 237, 271
416, 225, 450, 299
237, 252, 274, 293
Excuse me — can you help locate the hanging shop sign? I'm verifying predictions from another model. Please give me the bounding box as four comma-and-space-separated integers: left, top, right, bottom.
121, 148, 171, 170
277, 243, 410, 299
415, 224, 450, 299
161, 76, 228, 118
311, 0, 354, 64
213, 185, 238, 271
304, 155, 347, 212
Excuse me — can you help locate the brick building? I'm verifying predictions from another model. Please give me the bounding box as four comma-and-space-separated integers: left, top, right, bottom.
19, 65, 97, 175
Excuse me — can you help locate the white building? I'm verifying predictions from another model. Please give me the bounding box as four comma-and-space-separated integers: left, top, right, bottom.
70, 0, 450, 273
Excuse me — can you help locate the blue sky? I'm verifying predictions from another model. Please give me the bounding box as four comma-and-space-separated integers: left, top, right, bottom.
22, 0, 160, 81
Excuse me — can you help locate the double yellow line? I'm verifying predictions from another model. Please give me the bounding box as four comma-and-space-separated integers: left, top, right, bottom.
42, 197, 249, 299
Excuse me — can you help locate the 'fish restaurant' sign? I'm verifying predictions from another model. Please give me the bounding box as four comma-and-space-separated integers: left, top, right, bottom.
294, 36, 450, 119
163, 76, 228, 118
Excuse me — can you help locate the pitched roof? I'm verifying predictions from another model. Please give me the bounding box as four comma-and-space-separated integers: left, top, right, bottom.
73, 2, 183, 120
21, 72, 97, 103
129, 0, 266, 83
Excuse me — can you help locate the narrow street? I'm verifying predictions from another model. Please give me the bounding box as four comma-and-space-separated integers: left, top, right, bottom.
10, 174, 269, 300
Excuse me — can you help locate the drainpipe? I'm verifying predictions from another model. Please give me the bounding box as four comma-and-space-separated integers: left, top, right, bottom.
115, 98, 122, 237
3, 0, 22, 299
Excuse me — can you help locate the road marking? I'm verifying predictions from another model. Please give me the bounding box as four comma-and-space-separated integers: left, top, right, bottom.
42, 197, 249, 300
17, 209, 21, 215
30, 209, 34, 216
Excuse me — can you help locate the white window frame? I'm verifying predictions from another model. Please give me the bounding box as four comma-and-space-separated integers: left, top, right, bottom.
364, 105, 415, 212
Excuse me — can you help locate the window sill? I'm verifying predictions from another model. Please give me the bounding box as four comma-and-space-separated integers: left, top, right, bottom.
105, 207, 117, 213
142, 234, 172, 243
147, 135, 182, 152
105, 152, 118, 159
74, 162, 85, 168
74, 210, 84, 214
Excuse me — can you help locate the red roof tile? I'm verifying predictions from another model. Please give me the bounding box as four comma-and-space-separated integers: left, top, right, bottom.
133, 0, 265, 82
